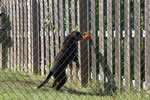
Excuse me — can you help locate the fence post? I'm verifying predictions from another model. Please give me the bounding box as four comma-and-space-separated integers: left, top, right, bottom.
31, 0, 39, 74
145, 0, 150, 94
115, 0, 121, 90
79, 0, 88, 86
99, 0, 104, 91
124, 0, 130, 92
40, 0, 45, 75
91, 0, 97, 80
24, 0, 28, 72
134, 0, 141, 91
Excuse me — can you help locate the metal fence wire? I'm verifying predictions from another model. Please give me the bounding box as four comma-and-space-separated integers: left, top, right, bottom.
0, 0, 150, 99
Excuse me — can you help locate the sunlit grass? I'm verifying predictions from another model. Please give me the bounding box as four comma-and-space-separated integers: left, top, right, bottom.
0, 69, 149, 100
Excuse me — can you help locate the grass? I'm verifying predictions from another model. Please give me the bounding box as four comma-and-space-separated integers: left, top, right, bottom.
0, 69, 149, 100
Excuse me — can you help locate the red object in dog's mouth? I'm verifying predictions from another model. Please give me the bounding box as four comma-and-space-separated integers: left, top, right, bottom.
80, 32, 91, 40
84, 34, 91, 40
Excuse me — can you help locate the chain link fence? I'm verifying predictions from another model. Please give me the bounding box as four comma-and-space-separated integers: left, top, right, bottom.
0, 0, 150, 99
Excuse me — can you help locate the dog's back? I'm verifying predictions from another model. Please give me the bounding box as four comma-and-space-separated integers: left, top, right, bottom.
50, 33, 78, 73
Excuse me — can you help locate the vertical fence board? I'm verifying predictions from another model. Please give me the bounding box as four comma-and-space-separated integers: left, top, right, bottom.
66, 0, 69, 35
37, 0, 40, 74
79, 0, 88, 86
99, 0, 104, 90
45, 0, 50, 74
134, 0, 141, 91
59, 0, 64, 45
54, 0, 59, 54
115, 0, 121, 90
24, 0, 28, 72
28, 0, 32, 72
32, 0, 39, 74
10, 0, 14, 70
145, 0, 150, 94
16, 0, 21, 71
49, 0, 55, 67
124, 0, 130, 91
77, 0, 80, 30
30, 0, 34, 73
7, 0, 10, 68
72, 0, 75, 29
20, 0, 24, 71
107, 0, 113, 74
40, 0, 45, 75
91, 0, 96, 80
14, 0, 17, 71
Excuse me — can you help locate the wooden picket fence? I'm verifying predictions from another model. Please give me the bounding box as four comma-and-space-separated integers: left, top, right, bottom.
1, 0, 150, 92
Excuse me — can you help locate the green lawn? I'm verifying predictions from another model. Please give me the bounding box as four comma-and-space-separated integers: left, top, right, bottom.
0, 69, 149, 100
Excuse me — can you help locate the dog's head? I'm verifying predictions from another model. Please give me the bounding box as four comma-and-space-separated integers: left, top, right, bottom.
71, 31, 90, 41
63, 31, 90, 45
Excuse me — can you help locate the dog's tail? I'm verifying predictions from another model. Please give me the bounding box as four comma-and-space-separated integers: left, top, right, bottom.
37, 70, 53, 89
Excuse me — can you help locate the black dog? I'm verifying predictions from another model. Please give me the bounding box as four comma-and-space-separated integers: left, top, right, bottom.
37, 31, 86, 90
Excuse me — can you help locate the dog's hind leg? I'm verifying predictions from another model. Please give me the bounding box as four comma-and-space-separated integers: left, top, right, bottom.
55, 76, 67, 90
52, 79, 59, 88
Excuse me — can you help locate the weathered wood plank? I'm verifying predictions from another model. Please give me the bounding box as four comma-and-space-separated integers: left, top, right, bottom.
79, 0, 88, 86
28, 0, 32, 73
91, 0, 96, 80
124, 0, 130, 91
24, 0, 28, 72
145, 0, 150, 94
10, 0, 14, 70
59, 0, 64, 47
20, 0, 24, 71
13, 0, 17, 71
54, 0, 59, 54
77, 0, 80, 30
49, 0, 55, 67
7, 0, 10, 68
31, 0, 39, 74
66, 0, 69, 35
30, 0, 33, 73
99, 0, 104, 90
16, 0, 21, 71
115, 0, 121, 90
40, 0, 45, 75
44, 0, 50, 74
107, 0, 113, 74
71, 0, 76, 30
134, 0, 141, 91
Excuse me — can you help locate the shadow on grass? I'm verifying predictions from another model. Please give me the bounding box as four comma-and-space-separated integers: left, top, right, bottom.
62, 86, 113, 96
